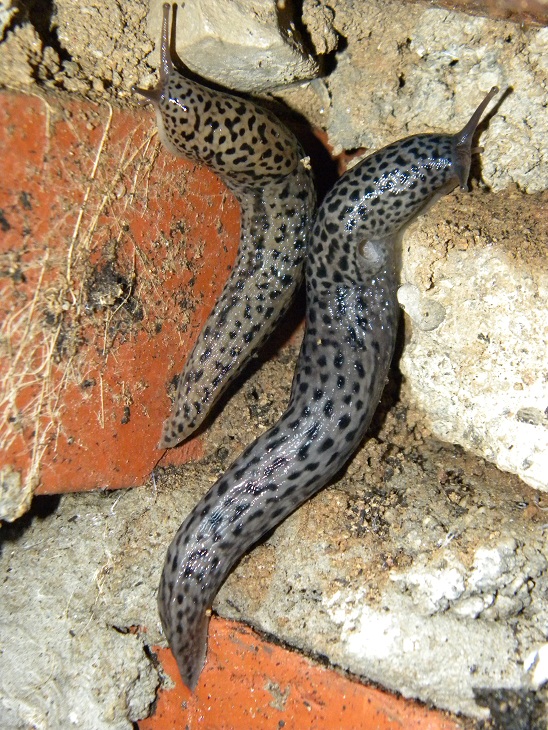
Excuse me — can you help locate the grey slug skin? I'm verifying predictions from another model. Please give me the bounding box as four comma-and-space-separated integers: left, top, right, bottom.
157, 85, 499, 690
134, 4, 316, 448
157, 85, 498, 690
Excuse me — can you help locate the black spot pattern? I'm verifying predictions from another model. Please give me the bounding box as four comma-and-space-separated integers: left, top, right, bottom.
140, 6, 316, 449
153, 27, 495, 691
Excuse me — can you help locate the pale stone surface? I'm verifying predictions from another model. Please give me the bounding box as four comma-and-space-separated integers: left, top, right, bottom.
409, 10, 548, 193
400, 191, 548, 492
0, 491, 161, 729
527, 644, 548, 689
146, 0, 319, 92
397, 283, 447, 332
0, 466, 31, 522
0, 0, 17, 35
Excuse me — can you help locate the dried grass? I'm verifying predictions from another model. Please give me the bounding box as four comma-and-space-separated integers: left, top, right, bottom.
0, 95, 160, 514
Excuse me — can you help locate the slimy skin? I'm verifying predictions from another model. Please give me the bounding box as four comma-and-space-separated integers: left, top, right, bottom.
159, 89, 499, 690
134, 4, 316, 447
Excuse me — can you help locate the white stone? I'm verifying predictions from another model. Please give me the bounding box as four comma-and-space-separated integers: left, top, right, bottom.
397, 283, 446, 331
390, 564, 466, 614
0, 0, 17, 35
409, 8, 548, 193
322, 590, 519, 717
401, 209, 548, 492
526, 643, 548, 689
147, 0, 319, 92
451, 595, 490, 619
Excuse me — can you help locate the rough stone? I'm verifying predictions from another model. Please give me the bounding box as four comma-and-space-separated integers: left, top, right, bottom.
0, 0, 17, 37
399, 189, 548, 492
146, 0, 320, 92
0, 466, 32, 522
0, 491, 161, 729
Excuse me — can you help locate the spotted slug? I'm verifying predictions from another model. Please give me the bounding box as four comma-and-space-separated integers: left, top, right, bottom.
133, 4, 316, 448
159, 87, 499, 689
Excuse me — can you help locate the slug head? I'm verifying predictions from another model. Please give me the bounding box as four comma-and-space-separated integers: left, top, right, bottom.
132, 3, 300, 178
132, 3, 207, 162
452, 86, 499, 191
314, 87, 499, 288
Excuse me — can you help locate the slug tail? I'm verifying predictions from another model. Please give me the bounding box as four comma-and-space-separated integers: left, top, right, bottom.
159, 418, 190, 449
452, 86, 499, 191
172, 613, 209, 692
158, 574, 210, 692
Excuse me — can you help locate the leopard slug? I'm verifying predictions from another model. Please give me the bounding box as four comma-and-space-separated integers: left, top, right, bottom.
159, 87, 499, 689
134, 3, 316, 447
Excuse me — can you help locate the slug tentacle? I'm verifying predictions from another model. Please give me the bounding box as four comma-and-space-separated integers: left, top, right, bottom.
134, 3, 316, 447
159, 89, 498, 689
133, 2, 172, 103
453, 86, 499, 190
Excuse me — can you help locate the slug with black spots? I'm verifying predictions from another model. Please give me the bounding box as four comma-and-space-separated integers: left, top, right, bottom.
157, 75, 499, 688
134, 3, 316, 447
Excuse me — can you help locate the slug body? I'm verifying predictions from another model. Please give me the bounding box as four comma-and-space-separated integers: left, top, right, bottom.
159, 89, 499, 690
135, 4, 316, 447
